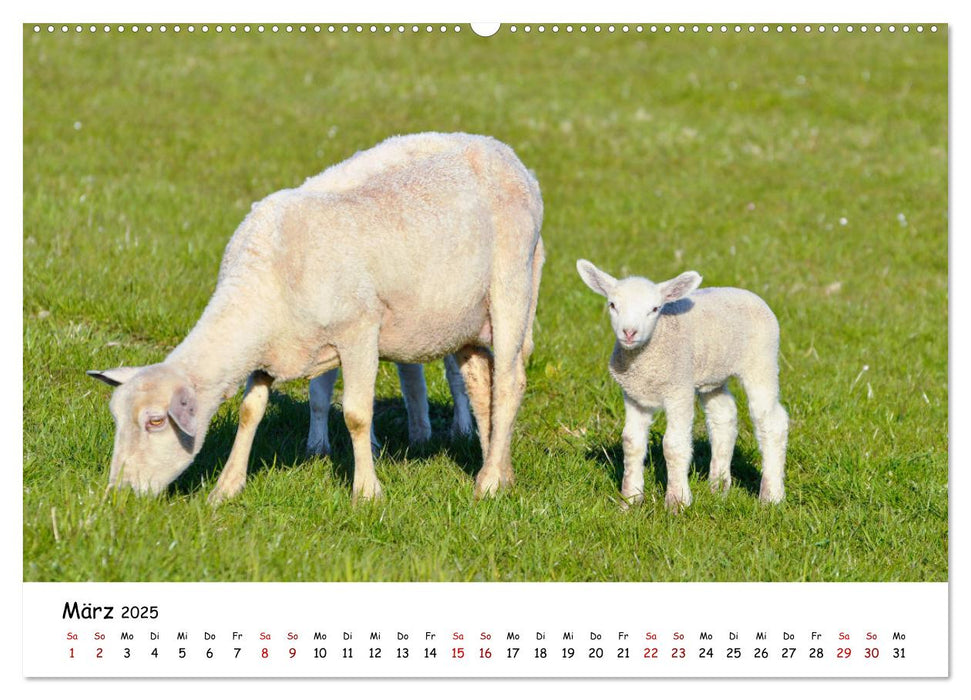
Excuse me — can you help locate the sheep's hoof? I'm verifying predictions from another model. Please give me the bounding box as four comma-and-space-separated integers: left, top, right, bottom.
207, 479, 244, 506
709, 476, 731, 496
759, 482, 785, 504
352, 480, 384, 503
619, 492, 645, 511
664, 489, 692, 514
473, 468, 509, 498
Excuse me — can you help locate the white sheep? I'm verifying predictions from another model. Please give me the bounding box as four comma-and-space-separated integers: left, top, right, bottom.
576, 259, 787, 512
306, 356, 473, 457
87, 132, 545, 503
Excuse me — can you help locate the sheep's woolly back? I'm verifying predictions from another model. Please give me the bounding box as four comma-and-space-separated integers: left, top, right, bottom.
301, 132, 472, 194
298, 133, 535, 201
610, 287, 780, 406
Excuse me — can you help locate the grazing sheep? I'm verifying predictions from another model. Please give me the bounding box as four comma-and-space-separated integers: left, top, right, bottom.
306, 357, 474, 457
576, 259, 787, 512
87, 132, 544, 503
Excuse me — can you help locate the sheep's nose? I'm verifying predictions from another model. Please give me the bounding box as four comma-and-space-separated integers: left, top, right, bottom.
623, 328, 637, 342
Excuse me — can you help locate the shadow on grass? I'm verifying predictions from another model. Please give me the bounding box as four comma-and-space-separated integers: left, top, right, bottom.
171, 392, 481, 497
586, 434, 764, 499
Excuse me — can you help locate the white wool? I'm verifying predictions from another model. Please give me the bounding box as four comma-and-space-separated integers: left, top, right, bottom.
89, 133, 544, 503
577, 260, 787, 512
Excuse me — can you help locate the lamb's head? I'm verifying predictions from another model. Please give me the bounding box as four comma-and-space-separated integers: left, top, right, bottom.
87, 364, 201, 495
576, 259, 702, 350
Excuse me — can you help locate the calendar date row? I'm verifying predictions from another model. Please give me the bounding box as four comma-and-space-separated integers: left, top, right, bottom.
66, 644, 908, 661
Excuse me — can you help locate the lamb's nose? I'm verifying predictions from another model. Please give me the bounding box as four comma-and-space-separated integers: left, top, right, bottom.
623, 328, 637, 342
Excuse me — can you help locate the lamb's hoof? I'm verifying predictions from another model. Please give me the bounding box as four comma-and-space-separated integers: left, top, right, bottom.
619, 492, 645, 511
207, 478, 245, 506
450, 419, 475, 439
759, 482, 785, 504
664, 488, 692, 514
709, 476, 731, 496
352, 480, 384, 504
370, 440, 383, 459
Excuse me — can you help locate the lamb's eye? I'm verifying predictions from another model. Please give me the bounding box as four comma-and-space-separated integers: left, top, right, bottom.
608, 302, 616, 312
652, 306, 659, 313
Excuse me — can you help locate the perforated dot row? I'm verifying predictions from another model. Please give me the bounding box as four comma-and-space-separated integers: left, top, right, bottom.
31, 24, 941, 35
32, 24, 465, 34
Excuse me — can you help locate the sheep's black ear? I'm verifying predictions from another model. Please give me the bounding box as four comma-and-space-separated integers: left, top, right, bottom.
660, 271, 702, 303
87, 367, 143, 387
576, 259, 617, 297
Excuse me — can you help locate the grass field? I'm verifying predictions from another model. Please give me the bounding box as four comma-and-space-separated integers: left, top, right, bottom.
23, 25, 948, 582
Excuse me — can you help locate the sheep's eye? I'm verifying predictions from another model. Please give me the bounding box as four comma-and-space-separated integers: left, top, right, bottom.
652, 306, 660, 313
608, 301, 616, 312
146, 416, 166, 430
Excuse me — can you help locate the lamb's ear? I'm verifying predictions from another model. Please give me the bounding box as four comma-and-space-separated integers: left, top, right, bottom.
576, 259, 618, 297
86, 366, 143, 387
168, 384, 198, 437
659, 271, 702, 303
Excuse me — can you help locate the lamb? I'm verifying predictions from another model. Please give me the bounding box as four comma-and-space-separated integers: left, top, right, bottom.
307, 356, 473, 457
87, 132, 545, 504
576, 259, 787, 512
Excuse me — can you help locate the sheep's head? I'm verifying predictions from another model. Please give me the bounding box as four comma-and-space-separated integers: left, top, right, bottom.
87, 364, 201, 495
576, 259, 702, 350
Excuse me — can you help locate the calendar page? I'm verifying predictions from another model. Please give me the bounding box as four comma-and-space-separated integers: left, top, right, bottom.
20, 8, 951, 688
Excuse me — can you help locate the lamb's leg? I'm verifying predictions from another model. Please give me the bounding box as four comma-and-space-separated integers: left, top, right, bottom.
396, 363, 432, 444
307, 370, 338, 456
699, 384, 738, 495
444, 354, 474, 438
455, 345, 493, 462
745, 385, 788, 504
620, 393, 654, 509
662, 392, 695, 513
340, 336, 383, 502
208, 370, 273, 505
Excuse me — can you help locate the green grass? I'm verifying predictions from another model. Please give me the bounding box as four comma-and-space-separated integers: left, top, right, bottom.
23, 25, 947, 582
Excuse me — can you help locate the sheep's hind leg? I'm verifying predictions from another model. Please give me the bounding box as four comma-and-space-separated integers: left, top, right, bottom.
699, 384, 737, 495
396, 363, 432, 444
455, 345, 493, 463
340, 334, 383, 502
475, 306, 530, 496
209, 370, 273, 505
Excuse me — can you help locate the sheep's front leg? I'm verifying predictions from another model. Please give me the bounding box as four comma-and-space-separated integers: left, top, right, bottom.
662, 392, 695, 513
620, 394, 654, 509
340, 335, 382, 502
396, 363, 432, 444
208, 370, 273, 505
